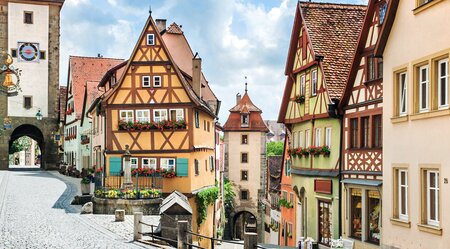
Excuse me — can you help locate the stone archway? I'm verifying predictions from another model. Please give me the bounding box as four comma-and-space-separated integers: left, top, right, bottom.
229, 207, 260, 240
9, 124, 45, 169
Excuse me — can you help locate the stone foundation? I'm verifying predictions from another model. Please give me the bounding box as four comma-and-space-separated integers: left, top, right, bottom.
92, 197, 162, 215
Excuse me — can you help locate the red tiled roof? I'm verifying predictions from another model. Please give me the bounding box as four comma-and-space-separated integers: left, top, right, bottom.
59, 86, 67, 122
162, 22, 218, 104
68, 56, 124, 119
300, 1, 366, 99
223, 92, 269, 132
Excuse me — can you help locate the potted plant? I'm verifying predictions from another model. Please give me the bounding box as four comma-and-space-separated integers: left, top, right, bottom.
321, 145, 331, 157
80, 177, 91, 195
294, 94, 305, 103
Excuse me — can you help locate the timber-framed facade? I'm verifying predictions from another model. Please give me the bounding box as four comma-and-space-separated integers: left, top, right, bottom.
338, 0, 388, 247
102, 15, 220, 244
278, 2, 366, 246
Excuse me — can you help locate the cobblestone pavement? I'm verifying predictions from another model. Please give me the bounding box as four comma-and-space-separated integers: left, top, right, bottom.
0, 170, 156, 249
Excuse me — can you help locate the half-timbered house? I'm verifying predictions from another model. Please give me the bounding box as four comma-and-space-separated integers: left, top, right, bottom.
338, 0, 387, 247
101, 15, 220, 241
278, 2, 366, 246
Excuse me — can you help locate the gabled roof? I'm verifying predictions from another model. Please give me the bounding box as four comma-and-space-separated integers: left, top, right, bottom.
160, 191, 192, 215
300, 1, 366, 99
81, 81, 103, 126
162, 22, 218, 106
374, 0, 400, 56
223, 92, 269, 132
102, 15, 218, 118
67, 56, 124, 119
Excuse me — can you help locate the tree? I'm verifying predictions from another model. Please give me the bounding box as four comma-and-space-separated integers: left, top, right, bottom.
9, 136, 32, 154
266, 141, 284, 156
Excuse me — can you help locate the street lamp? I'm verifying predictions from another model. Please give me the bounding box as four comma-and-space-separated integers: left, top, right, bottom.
36, 109, 43, 120
122, 144, 133, 189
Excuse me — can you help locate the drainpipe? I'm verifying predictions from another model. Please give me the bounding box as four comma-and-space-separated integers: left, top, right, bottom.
328, 99, 343, 238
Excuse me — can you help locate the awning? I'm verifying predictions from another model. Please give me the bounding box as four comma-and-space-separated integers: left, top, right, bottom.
341, 179, 382, 187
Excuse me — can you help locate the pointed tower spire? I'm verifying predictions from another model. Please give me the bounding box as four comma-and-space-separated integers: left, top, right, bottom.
149, 5, 152, 16
245, 76, 248, 93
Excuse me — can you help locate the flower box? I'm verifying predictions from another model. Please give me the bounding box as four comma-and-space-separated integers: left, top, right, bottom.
118, 119, 187, 131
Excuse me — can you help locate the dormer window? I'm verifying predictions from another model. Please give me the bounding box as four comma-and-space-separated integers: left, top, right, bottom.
147, 34, 155, 45
241, 114, 249, 127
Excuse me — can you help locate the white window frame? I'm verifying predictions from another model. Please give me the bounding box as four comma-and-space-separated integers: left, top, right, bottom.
147, 34, 155, 45
136, 109, 150, 122
169, 109, 184, 121
325, 127, 332, 147
315, 128, 321, 147
311, 70, 317, 96
398, 169, 408, 221
419, 65, 429, 112
153, 76, 162, 87
124, 157, 138, 169
399, 72, 408, 116
142, 158, 157, 169
426, 170, 439, 226
161, 158, 176, 171
300, 74, 306, 95
153, 109, 168, 122
142, 76, 151, 87
299, 131, 304, 148
438, 59, 449, 109
305, 130, 310, 147
119, 110, 134, 123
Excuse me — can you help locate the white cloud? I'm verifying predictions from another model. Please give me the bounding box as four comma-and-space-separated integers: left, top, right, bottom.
64, 0, 89, 7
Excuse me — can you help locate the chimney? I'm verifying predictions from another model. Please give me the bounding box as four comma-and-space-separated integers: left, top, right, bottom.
192, 53, 202, 98
236, 93, 241, 104
155, 19, 167, 32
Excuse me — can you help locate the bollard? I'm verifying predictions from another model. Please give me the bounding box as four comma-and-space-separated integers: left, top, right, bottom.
115, 209, 125, 222
177, 220, 188, 249
244, 232, 258, 249
134, 212, 143, 241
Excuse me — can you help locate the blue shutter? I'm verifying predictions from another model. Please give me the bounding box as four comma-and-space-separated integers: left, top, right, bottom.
109, 157, 122, 175
176, 158, 189, 177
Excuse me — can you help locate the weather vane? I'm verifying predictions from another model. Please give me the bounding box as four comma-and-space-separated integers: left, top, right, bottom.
245, 76, 248, 93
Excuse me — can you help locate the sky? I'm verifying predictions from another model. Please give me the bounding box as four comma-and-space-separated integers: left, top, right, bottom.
60, 0, 368, 123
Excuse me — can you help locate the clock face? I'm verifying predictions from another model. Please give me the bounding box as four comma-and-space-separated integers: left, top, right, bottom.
18, 42, 39, 62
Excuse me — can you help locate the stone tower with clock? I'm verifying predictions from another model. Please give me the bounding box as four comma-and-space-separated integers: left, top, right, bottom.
0, 0, 64, 170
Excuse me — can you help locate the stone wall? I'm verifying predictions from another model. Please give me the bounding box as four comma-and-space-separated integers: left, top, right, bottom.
92, 197, 162, 215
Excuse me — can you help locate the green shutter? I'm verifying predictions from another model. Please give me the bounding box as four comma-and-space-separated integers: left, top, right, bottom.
109, 157, 122, 175
176, 158, 189, 177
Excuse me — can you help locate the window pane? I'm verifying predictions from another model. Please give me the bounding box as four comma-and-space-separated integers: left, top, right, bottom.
430, 189, 436, 220
401, 186, 406, 215
430, 172, 436, 188
421, 82, 427, 109
401, 171, 406, 185
350, 189, 362, 240
367, 190, 381, 244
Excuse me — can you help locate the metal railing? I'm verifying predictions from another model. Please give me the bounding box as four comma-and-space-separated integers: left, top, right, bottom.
134, 213, 269, 249
94, 173, 163, 199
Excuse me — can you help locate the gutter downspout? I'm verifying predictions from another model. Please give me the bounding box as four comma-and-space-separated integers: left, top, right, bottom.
328, 99, 343, 238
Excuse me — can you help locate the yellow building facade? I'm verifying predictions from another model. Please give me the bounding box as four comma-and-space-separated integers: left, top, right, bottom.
102, 16, 220, 244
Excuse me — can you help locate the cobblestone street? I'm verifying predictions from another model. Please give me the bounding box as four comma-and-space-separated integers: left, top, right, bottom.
0, 170, 155, 249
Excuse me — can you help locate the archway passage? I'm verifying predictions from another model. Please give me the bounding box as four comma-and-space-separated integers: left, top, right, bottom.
233, 211, 257, 240
8, 125, 45, 169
